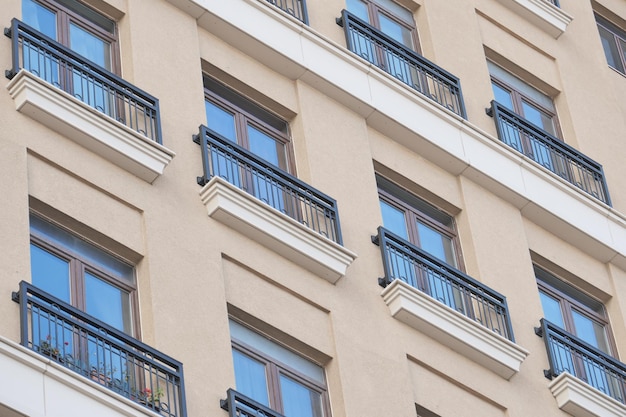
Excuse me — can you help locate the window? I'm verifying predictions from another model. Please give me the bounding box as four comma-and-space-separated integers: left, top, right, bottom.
596, 14, 626, 75
536, 266, 612, 355
204, 77, 292, 173
22, 0, 119, 113
377, 175, 461, 269
489, 62, 560, 138
346, 0, 419, 52
229, 320, 330, 417
29, 214, 136, 335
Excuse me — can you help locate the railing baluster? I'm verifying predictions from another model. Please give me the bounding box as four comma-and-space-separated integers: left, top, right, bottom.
195, 125, 344, 245
337, 10, 466, 118
374, 226, 514, 341
12, 281, 186, 417
488, 100, 611, 206
536, 318, 626, 404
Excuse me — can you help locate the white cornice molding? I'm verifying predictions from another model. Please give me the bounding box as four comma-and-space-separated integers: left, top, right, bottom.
549, 373, 626, 417
166, 0, 626, 270
199, 177, 357, 283
7, 70, 175, 184
381, 279, 529, 379
495, 0, 573, 39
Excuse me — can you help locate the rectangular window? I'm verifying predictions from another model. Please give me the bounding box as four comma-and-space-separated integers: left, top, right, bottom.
596, 14, 626, 75
229, 319, 330, 417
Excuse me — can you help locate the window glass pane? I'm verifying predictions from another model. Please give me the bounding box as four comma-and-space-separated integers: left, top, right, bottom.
30, 243, 71, 303
229, 320, 325, 385
380, 200, 409, 240
539, 290, 565, 328
572, 310, 610, 354
30, 215, 134, 282
416, 221, 456, 267
491, 82, 514, 110
232, 349, 270, 406
23, 0, 57, 39
69, 23, 111, 69
346, 0, 369, 22
247, 125, 282, 168
84, 273, 131, 333
280, 374, 323, 417
205, 101, 237, 142
378, 13, 413, 49
598, 26, 625, 73
521, 101, 556, 136
57, 0, 115, 33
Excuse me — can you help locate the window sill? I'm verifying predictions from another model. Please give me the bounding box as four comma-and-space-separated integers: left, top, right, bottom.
381, 279, 529, 379
549, 373, 626, 417
0, 336, 163, 417
495, 0, 573, 38
199, 177, 357, 283
7, 70, 175, 183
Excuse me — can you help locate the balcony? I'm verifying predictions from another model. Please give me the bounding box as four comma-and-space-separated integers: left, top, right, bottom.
374, 227, 528, 379
195, 125, 356, 283
336, 10, 466, 118
221, 389, 284, 417
488, 101, 611, 206
12, 281, 187, 417
5, 19, 174, 183
265, 0, 308, 24
536, 319, 626, 417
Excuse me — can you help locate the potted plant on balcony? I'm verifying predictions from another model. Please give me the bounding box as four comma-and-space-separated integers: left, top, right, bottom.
139, 386, 168, 412
38, 335, 68, 362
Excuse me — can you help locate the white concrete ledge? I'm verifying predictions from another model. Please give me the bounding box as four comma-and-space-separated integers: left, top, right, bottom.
0, 335, 162, 417
495, 0, 573, 38
382, 279, 529, 380
549, 373, 626, 417
200, 177, 357, 283
166, 0, 626, 270
7, 70, 175, 184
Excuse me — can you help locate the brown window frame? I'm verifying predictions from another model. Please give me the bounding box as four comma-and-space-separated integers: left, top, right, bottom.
490, 76, 562, 140
377, 175, 464, 271
535, 266, 616, 356
30, 219, 139, 338
596, 14, 626, 76
23, 0, 121, 75
231, 338, 331, 417
203, 77, 295, 174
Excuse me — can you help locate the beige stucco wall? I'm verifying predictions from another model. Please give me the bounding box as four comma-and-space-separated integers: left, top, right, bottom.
1, 0, 625, 417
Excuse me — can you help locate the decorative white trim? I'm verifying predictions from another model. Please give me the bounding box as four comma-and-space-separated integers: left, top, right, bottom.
6, 70, 175, 184
166, 0, 626, 270
199, 177, 357, 283
0, 335, 162, 417
549, 373, 626, 417
381, 279, 529, 379
495, 0, 573, 38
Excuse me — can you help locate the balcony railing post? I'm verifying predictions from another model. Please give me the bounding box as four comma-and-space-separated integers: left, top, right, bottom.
4, 19, 19, 80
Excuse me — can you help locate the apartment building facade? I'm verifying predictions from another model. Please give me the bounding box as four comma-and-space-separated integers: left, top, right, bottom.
1, 0, 626, 416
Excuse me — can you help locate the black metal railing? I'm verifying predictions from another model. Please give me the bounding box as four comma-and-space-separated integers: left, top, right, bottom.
336, 10, 466, 118
12, 281, 186, 417
5, 18, 162, 144
221, 389, 285, 417
194, 125, 343, 245
265, 0, 308, 24
488, 101, 611, 206
373, 227, 514, 341
535, 318, 626, 404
